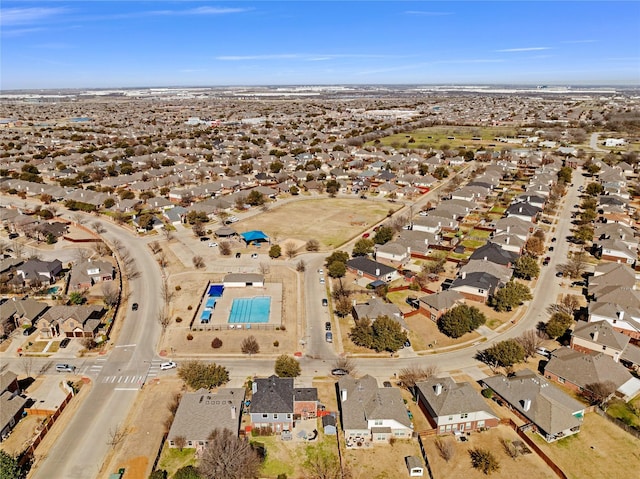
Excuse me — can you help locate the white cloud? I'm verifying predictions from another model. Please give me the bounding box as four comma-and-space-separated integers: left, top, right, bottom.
216, 54, 302, 61
561, 40, 597, 44
216, 53, 397, 62
1, 7, 69, 26
497, 47, 551, 52
149, 6, 250, 16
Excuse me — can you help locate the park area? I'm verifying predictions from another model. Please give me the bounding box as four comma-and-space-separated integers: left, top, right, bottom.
373, 125, 522, 150
235, 198, 392, 250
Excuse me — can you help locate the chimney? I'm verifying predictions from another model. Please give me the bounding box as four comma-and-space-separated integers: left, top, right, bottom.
523, 399, 532, 412
434, 383, 443, 396
231, 406, 236, 419
375, 268, 380, 276
505, 237, 510, 245
483, 256, 487, 261
518, 207, 523, 213
592, 330, 599, 342
506, 226, 510, 233
618, 310, 625, 321
461, 271, 467, 279
341, 389, 348, 402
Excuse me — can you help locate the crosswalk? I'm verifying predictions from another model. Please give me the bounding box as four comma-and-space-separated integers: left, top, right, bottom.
79, 359, 164, 386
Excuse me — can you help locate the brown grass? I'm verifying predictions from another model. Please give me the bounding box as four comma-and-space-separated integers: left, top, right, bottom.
528, 411, 640, 479
235, 198, 391, 250
422, 426, 557, 479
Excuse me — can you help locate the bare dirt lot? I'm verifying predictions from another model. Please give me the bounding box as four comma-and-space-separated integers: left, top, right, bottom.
236, 198, 391, 249
528, 411, 640, 479
98, 377, 183, 479
422, 425, 557, 479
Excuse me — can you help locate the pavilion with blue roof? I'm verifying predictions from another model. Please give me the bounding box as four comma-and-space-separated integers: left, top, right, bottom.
240, 230, 270, 245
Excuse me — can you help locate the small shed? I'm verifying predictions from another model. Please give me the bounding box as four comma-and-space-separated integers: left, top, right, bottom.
322, 414, 337, 435
223, 273, 265, 288
405, 456, 424, 477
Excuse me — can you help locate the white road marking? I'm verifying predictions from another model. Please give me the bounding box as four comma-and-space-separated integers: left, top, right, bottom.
114, 388, 139, 391
115, 344, 136, 348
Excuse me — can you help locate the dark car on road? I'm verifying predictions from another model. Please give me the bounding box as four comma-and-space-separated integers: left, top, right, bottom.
322, 298, 328, 307
23, 326, 36, 336
199, 237, 210, 242
60, 338, 70, 348
132, 302, 139, 311
325, 321, 332, 331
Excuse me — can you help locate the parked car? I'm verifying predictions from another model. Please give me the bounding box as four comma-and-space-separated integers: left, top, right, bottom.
8, 233, 19, 239
132, 302, 139, 311
362, 233, 370, 238
55, 364, 75, 373
160, 361, 177, 370
536, 347, 551, 358
319, 277, 325, 284
59, 338, 70, 348
208, 242, 218, 247
325, 321, 332, 331
251, 253, 258, 259
331, 368, 348, 376
199, 237, 210, 242
322, 298, 328, 307
551, 237, 556, 242
318, 268, 324, 274
548, 246, 554, 251
555, 271, 563, 277
325, 332, 333, 343
23, 326, 36, 336
236, 252, 241, 258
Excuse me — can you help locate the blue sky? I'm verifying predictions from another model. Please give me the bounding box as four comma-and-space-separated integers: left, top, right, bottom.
2, 1, 639, 89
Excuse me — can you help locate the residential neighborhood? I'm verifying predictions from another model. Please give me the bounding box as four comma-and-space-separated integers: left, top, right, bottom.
1, 85, 639, 479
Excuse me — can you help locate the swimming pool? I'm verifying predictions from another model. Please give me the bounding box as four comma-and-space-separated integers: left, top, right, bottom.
228, 297, 271, 323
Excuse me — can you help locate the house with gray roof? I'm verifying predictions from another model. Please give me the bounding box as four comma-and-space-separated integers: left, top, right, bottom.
346, 257, 399, 283
0, 369, 29, 442
482, 369, 584, 442
68, 259, 115, 292
167, 388, 245, 451
588, 302, 640, 340
337, 375, 413, 444
418, 290, 464, 322
352, 298, 407, 330
250, 375, 318, 434
449, 271, 501, 303
14, 259, 63, 287
544, 349, 640, 402
223, 273, 264, 288
469, 242, 519, 267
571, 320, 640, 370
0, 297, 49, 335
375, 241, 410, 264
415, 377, 499, 433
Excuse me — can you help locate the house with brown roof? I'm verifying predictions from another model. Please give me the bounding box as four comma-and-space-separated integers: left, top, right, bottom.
0, 297, 49, 334
0, 370, 28, 442
39, 305, 105, 338
167, 388, 245, 452
415, 377, 499, 434
418, 290, 464, 322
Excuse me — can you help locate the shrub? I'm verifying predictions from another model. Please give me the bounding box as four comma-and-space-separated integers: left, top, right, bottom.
211, 337, 223, 349
482, 388, 494, 399
175, 285, 181, 291
175, 316, 183, 323
280, 325, 286, 331
187, 305, 193, 310
186, 333, 193, 341
273, 340, 279, 347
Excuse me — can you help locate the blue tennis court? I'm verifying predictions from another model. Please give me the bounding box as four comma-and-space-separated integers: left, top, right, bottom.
228, 297, 271, 323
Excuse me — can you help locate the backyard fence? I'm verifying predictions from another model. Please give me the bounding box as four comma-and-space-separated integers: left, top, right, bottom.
594, 406, 640, 440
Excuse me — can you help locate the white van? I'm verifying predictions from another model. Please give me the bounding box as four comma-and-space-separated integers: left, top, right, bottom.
55, 364, 75, 373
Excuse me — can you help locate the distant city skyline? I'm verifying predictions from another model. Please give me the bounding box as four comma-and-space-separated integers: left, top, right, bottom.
2, 1, 639, 90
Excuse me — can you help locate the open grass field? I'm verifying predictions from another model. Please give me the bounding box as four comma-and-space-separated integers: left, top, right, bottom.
607, 397, 640, 429
528, 411, 640, 479
422, 426, 557, 479
372, 126, 521, 150
235, 198, 392, 250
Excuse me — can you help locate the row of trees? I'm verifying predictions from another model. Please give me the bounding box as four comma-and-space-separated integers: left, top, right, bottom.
350, 316, 408, 353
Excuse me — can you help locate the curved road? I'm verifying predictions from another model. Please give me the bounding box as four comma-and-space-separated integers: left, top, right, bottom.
1, 165, 581, 477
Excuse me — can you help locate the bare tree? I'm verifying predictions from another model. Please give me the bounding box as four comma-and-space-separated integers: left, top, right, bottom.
173, 435, 187, 452
12, 240, 24, 259
157, 252, 168, 269
149, 241, 162, 254
102, 282, 119, 307
192, 255, 205, 269
219, 241, 232, 256
332, 357, 357, 375
284, 241, 297, 259
517, 329, 543, 359
500, 438, 520, 459
398, 365, 438, 390
296, 260, 306, 272
22, 356, 34, 377
305, 239, 320, 252
583, 381, 617, 409
92, 241, 111, 257
198, 428, 261, 479
161, 227, 173, 241
563, 251, 588, 280
302, 442, 344, 479
157, 307, 171, 332
161, 279, 172, 303
435, 437, 456, 462
547, 294, 581, 317
107, 424, 128, 448
74, 248, 92, 263
71, 212, 85, 225
91, 221, 105, 234
241, 336, 260, 356
258, 262, 270, 275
